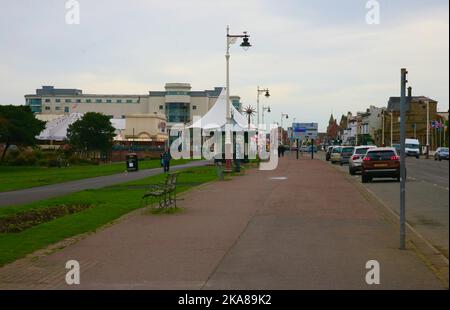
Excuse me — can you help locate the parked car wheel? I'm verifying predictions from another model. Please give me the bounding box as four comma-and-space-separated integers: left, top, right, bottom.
349, 167, 355, 176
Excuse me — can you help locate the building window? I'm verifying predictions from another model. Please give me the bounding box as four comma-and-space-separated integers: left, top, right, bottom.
117, 99, 122, 103
126, 99, 133, 103
27, 98, 42, 113
45, 98, 51, 103
65, 99, 72, 103
232, 99, 240, 110
96, 99, 102, 103
166, 91, 189, 96
165, 102, 189, 123
159, 105, 164, 110
121, 115, 125, 119
45, 106, 50, 110
86, 99, 91, 103
76, 99, 81, 103
55, 106, 61, 110
106, 99, 112, 103
55, 98, 61, 103
64, 107, 69, 113
192, 105, 197, 110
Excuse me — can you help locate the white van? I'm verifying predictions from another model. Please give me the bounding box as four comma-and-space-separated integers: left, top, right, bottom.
405, 139, 420, 158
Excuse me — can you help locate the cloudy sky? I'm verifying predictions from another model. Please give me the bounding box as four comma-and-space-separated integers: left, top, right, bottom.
0, 0, 448, 131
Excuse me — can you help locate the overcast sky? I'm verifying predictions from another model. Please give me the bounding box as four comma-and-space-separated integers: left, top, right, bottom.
0, 0, 448, 131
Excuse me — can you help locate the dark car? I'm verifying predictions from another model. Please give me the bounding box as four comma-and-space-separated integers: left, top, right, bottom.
434, 147, 449, 161
361, 147, 401, 183
339, 146, 355, 166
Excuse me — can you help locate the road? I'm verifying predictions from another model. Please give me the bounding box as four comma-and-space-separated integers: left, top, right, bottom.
0, 160, 211, 207
326, 153, 449, 258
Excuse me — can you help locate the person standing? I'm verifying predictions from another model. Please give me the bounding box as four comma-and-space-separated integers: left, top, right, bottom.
162, 149, 171, 172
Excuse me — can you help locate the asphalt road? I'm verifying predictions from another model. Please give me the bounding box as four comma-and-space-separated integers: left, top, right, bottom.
0, 160, 211, 208
325, 153, 449, 258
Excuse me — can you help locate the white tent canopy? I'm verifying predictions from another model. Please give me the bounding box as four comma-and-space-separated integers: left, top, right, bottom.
36, 112, 84, 141
189, 88, 256, 131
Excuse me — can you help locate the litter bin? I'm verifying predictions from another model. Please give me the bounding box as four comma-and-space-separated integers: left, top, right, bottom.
126, 153, 139, 172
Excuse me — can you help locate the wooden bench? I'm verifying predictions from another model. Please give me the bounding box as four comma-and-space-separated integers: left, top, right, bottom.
141, 172, 180, 208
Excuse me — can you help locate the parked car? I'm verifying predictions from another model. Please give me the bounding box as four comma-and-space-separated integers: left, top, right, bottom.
325, 146, 334, 161
339, 146, 355, 166
348, 145, 377, 175
330, 146, 342, 164
361, 147, 401, 183
307, 145, 318, 153
405, 139, 420, 158
434, 147, 449, 161
392, 143, 401, 154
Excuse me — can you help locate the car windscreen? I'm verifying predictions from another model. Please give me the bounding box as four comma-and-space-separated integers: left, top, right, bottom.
332, 148, 341, 153
355, 148, 370, 155
405, 144, 419, 149
366, 150, 396, 160
440, 148, 449, 153
342, 147, 354, 153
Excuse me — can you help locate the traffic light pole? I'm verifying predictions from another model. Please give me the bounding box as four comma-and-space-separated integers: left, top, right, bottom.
400, 68, 408, 250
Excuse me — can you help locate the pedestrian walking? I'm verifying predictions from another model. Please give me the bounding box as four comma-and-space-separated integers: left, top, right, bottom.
162, 149, 171, 172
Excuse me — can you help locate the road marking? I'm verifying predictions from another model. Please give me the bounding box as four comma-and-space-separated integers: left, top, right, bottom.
270, 177, 288, 180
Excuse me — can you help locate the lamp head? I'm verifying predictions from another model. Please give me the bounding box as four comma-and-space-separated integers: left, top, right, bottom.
265, 90, 270, 98
240, 32, 251, 51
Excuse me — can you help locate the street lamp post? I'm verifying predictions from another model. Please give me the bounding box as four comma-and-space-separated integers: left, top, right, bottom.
262, 106, 271, 124
390, 111, 394, 146
280, 113, 289, 144
426, 100, 430, 159
225, 25, 251, 172
382, 110, 385, 146
257, 87, 270, 126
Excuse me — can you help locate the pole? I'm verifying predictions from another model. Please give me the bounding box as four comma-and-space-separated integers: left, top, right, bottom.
257, 86, 260, 126
390, 112, 393, 146
296, 139, 299, 160
225, 26, 232, 172
382, 112, 385, 146
426, 101, 430, 159
311, 139, 314, 159
400, 68, 407, 250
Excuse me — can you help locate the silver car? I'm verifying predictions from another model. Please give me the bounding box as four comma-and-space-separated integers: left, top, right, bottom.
349, 145, 377, 175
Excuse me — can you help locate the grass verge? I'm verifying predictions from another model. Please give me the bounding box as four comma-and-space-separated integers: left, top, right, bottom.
0, 164, 217, 266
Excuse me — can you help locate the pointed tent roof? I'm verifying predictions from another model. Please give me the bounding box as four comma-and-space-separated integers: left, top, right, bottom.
36, 112, 84, 141
189, 88, 255, 130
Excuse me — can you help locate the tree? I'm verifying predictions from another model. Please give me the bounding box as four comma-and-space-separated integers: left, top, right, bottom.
67, 112, 115, 157
0, 105, 45, 161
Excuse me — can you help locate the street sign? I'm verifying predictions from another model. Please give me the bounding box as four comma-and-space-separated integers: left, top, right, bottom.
292, 123, 318, 140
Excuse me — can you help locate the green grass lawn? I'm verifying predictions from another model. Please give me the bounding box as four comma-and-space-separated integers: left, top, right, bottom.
0, 165, 220, 266
0, 158, 193, 192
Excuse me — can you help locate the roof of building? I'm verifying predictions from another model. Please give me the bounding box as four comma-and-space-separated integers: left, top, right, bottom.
387, 96, 437, 112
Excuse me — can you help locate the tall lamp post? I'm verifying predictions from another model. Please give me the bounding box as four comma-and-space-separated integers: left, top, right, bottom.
262, 106, 271, 124
257, 87, 270, 126
225, 25, 251, 172
280, 113, 289, 144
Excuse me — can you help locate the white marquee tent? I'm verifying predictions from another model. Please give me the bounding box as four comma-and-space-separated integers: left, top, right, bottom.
189, 88, 256, 131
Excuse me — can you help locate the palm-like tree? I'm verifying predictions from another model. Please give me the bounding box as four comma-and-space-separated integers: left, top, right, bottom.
243, 105, 257, 128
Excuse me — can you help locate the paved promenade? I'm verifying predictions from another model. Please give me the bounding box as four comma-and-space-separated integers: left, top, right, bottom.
0, 154, 443, 289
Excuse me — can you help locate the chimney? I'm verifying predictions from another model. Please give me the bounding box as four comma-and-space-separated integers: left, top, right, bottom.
408, 86, 412, 98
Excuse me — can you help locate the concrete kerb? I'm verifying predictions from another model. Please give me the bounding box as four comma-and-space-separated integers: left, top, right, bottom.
330, 163, 449, 288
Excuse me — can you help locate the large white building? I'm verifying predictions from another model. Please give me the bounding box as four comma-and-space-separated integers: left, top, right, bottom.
25, 83, 242, 129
